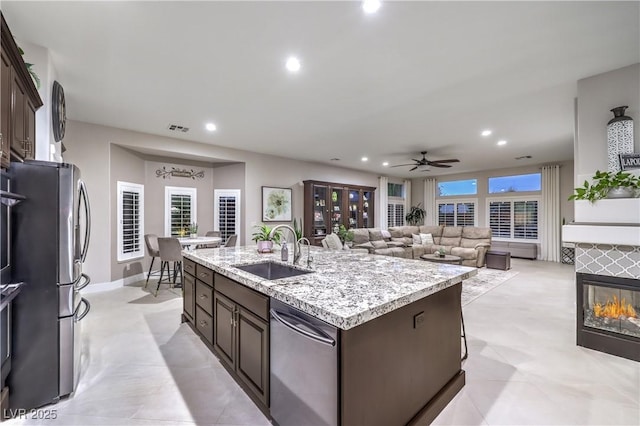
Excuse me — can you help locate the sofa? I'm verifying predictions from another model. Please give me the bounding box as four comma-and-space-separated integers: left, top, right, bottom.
351, 225, 492, 267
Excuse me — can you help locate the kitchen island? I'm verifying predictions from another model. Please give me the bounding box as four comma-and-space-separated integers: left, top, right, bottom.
182, 246, 477, 426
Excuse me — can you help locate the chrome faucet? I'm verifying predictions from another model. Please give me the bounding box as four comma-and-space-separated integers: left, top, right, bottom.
297, 237, 313, 268
269, 225, 301, 265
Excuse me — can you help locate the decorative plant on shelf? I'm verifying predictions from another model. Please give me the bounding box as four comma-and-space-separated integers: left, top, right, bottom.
337, 225, 354, 245
18, 46, 41, 89
252, 224, 282, 253
188, 223, 198, 237
405, 202, 426, 226
568, 170, 640, 203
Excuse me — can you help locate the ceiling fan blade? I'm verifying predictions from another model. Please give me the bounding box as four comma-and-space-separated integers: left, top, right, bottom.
409, 166, 418, 171
411, 158, 423, 163
428, 163, 452, 168
429, 159, 460, 163
389, 163, 417, 168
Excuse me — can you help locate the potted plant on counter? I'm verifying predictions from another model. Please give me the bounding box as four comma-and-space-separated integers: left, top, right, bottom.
252, 224, 282, 253
189, 223, 198, 238
337, 225, 354, 248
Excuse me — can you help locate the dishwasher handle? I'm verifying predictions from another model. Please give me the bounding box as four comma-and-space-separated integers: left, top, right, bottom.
270, 309, 336, 347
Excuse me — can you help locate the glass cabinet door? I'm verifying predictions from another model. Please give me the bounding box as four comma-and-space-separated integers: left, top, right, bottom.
313, 185, 328, 238
362, 191, 372, 228
348, 190, 360, 228
330, 188, 343, 234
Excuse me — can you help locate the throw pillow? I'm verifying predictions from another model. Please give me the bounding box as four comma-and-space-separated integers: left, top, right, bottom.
381, 229, 392, 240
420, 233, 434, 245
412, 234, 421, 245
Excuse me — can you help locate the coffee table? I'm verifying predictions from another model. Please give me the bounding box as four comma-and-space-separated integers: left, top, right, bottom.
420, 253, 463, 265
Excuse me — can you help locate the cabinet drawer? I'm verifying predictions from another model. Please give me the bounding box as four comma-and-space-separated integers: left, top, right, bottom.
195, 305, 213, 346
196, 264, 214, 286
183, 258, 196, 276
195, 280, 213, 316
215, 273, 268, 321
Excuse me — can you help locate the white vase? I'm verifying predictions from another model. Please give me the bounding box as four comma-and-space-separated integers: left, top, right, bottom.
190, 233, 197, 238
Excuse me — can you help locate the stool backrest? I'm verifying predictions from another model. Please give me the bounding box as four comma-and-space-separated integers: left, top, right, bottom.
205, 230, 221, 237
144, 234, 160, 257
224, 234, 238, 248
157, 237, 183, 262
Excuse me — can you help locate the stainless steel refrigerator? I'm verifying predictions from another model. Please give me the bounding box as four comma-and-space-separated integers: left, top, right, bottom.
8, 160, 91, 410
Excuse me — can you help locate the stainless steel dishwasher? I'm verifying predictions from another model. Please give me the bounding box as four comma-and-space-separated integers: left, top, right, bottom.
270, 298, 339, 426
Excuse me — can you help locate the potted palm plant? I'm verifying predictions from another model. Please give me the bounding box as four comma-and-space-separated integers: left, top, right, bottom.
405, 203, 426, 226
252, 224, 282, 253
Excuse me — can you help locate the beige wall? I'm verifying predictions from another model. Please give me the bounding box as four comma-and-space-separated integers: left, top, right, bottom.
576, 63, 640, 182
63, 120, 380, 286
410, 160, 575, 230
109, 145, 145, 281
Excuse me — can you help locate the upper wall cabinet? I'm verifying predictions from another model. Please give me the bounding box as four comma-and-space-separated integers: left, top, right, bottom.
303, 180, 375, 246
1, 13, 43, 168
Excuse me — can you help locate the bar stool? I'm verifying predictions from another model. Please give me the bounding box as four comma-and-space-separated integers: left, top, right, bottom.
199, 230, 221, 248
223, 234, 237, 248
156, 237, 183, 296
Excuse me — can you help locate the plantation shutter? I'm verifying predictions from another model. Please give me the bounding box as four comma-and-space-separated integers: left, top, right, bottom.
489, 201, 511, 238
438, 203, 455, 226
456, 202, 475, 227
387, 203, 405, 227
170, 194, 192, 237
514, 200, 538, 239
117, 182, 144, 261
214, 190, 241, 243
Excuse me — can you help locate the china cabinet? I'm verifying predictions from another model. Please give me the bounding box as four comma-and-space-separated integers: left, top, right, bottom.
303, 180, 375, 246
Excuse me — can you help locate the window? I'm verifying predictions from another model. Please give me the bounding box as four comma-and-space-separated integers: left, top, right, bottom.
438, 200, 476, 227
438, 179, 477, 196
388, 202, 405, 227
214, 189, 241, 243
488, 173, 541, 193
117, 181, 144, 261
165, 187, 197, 237
488, 198, 539, 240
388, 183, 404, 198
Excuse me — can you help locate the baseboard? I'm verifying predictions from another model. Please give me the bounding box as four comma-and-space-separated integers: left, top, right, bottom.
81, 272, 146, 294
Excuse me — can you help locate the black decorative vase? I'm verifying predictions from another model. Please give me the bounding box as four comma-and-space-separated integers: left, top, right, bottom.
607, 106, 634, 172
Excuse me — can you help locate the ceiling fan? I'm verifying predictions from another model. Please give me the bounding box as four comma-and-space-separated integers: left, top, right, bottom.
390, 151, 460, 171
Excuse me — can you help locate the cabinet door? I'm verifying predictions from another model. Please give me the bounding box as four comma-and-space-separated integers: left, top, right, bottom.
24, 97, 35, 159
311, 184, 329, 240
236, 306, 269, 406
329, 187, 344, 234
213, 291, 235, 370
348, 189, 361, 228
10, 68, 26, 158
362, 190, 373, 228
183, 273, 195, 321
0, 49, 10, 168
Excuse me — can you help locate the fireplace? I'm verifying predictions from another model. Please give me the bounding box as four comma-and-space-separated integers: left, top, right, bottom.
577, 273, 640, 361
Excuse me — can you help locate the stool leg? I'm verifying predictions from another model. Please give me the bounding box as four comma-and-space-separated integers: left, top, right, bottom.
461, 311, 468, 362
156, 261, 166, 296
145, 257, 155, 288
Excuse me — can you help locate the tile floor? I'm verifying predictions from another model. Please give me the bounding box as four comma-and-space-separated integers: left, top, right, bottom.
7, 259, 640, 425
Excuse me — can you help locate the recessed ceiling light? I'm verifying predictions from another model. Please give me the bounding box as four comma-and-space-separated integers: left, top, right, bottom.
382, 161, 389, 166
362, 0, 382, 14
361, 157, 368, 162
285, 56, 301, 73
205, 122, 217, 132
497, 140, 507, 146
481, 129, 492, 137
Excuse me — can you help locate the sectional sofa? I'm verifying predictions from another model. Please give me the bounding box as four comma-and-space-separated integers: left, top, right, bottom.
351, 225, 492, 267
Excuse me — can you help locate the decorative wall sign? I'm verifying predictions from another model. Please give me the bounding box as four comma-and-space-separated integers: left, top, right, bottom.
620, 153, 640, 171
607, 106, 634, 172
155, 166, 204, 180
262, 186, 292, 222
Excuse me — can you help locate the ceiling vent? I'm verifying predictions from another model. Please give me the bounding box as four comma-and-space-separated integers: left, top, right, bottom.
167, 124, 190, 133
515, 155, 532, 160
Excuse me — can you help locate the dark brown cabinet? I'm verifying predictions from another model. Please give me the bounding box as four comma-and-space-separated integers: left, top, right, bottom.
303, 180, 376, 246
1, 13, 42, 167
183, 273, 195, 321
213, 273, 269, 407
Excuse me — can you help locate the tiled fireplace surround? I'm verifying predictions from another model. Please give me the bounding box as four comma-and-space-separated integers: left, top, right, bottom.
563, 199, 640, 362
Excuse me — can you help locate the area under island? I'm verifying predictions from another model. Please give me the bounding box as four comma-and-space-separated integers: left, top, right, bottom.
182, 246, 477, 426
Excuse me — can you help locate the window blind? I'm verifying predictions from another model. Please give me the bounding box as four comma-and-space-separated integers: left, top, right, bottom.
170, 194, 192, 236
218, 195, 237, 241
514, 200, 538, 239
489, 201, 511, 238
456, 202, 475, 227
387, 203, 404, 227
438, 203, 455, 226
122, 190, 140, 254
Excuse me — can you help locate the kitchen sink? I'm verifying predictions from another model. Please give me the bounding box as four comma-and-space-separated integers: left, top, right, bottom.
234, 261, 314, 280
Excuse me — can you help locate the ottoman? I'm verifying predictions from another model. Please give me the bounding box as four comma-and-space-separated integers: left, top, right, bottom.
486, 250, 511, 270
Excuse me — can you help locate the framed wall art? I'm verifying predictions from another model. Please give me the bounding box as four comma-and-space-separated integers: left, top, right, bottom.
262, 186, 292, 222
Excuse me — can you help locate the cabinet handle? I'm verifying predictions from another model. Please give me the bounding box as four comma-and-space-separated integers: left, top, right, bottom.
199, 272, 208, 278
199, 294, 208, 299
199, 320, 208, 327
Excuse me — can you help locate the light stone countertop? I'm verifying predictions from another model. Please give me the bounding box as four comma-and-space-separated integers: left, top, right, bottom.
183, 246, 477, 330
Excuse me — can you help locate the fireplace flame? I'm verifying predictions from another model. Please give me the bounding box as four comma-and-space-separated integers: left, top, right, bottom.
593, 295, 637, 319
